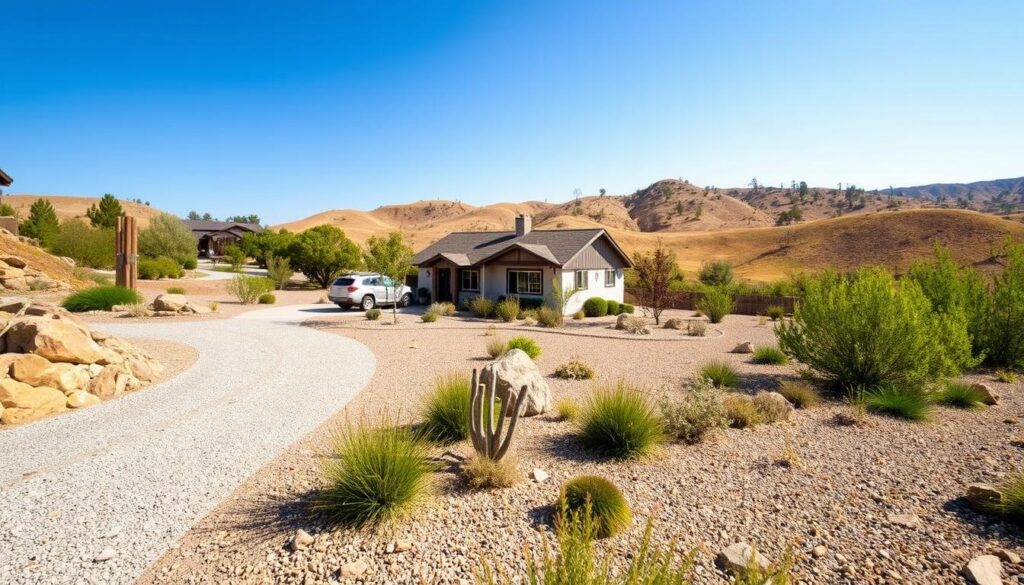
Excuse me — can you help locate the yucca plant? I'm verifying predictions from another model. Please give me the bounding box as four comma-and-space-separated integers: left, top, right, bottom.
700, 361, 740, 389
577, 381, 665, 459
420, 374, 471, 442
864, 384, 933, 421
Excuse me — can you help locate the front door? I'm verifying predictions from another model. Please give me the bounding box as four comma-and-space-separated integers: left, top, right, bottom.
436, 269, 452, 302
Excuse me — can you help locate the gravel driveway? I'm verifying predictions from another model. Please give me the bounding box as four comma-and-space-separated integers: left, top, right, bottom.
0, 306, 376, 585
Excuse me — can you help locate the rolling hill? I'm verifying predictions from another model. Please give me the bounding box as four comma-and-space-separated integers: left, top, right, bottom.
1, 195, 165, 228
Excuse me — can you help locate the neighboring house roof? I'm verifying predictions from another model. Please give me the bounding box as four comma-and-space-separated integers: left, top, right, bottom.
183, 220, 263, 239
413, 228, 632, 268
0, 168, 12, 187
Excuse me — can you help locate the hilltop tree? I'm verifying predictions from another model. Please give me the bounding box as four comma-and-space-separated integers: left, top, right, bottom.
226, 214, 261, 224
86, 194, 125, 229
599, 188, 607, 197
363, 232, 414, 323
749, 177, 759, 193
187, 210, 202, 220
287, 225, 361, 287
799, 181, 809, 201
19, 198, 60, 247
631, 243, 678, 325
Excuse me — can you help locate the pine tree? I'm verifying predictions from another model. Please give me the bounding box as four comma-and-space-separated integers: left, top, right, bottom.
86, 194, 125, 229
20, 198, 60, 247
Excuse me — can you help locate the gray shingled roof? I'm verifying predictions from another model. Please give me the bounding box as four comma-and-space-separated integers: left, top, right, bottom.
183, 220, 263, 234
413, 228, 617, 267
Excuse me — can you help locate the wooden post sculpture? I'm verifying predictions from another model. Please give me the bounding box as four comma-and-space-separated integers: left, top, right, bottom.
469, 368, 529, 462
115, 216, 138, 291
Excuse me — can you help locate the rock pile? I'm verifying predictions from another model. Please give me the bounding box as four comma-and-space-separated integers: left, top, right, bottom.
146, 293, 212, 316
0, 254, 66, 292
0, 300, 163, 425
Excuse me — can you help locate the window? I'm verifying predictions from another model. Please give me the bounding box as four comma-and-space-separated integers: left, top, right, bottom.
507, 270, 542, 295
604, 269, 616, 287
575, 270, 588, 290
460, 269, 479, 292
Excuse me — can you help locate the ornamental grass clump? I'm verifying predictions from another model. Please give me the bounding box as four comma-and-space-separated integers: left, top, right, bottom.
62, 286, 143, 312
506, 336, 541, 359
723, 395, 762, 428
777, 381, 821, 408
166, 286, 186, 295
776, 267, 977, 397
420, 309, 439, 323
365, 308, 381, 320
494, 297, 520, 322
469, 296, 496, 318
864, 384, 933, 421
558, 476, 632, 539
578, 381, 665, 459
751, 345, 788, 365
933, 381, 988, 409
696, 288, 734, 324
700, 361, 740, 389
462, 453, 519, 489
486, 338, 508, 359
989, 474, 1024, 525
556, 400, 580, 422
766, 305, 785, 321
314, 421, 432, 528
420, 373, 471, 442
554, 358, 595, 380
536, 305, 562, 328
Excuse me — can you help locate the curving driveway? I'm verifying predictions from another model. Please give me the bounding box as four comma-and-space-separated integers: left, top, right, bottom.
0, 305, 376, 585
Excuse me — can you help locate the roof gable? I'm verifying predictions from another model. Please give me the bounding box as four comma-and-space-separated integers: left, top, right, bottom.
413, 227, 630, 268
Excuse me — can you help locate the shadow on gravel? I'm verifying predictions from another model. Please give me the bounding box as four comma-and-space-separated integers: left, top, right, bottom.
942, 498, 1024, 546
527, 503, 556, 529
735, 371, 785, 392
543, 432, 606, 464
206, 489, 321, 548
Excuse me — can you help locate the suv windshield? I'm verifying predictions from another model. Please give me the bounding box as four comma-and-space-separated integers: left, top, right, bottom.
333, 277, 356, 286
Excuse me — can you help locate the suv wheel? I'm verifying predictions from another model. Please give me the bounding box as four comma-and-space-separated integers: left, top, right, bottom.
361, 295, 376, 311
399, 293, 412, 308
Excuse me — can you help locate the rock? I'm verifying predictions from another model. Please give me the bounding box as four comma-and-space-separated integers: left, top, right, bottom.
966, 483, 1003, 509
5, 317, 105, 364
614, 314, 650, 334
339, 559, 368, 579
970, 383, 999, 406
2, 277, 28, 291
93, 547, 116, 562
663, 318, 685, 330
187, 303, 212, 315
753, 391, 794, 422
125, 354, 162, 382
0, 255, 27, 268
152, 294, 189, 312
66, 391, 101, 409
291, 529, 314, 551
615, 314, 631, 330
530, 468, 550, 483
10, 354, 90, 391
887, 513, 923, 529
991, 548, 1020, 564
479, 349, 552, 417
812, 545, 827, 558
716, 542, 769, 573
89, 365, 122, 398
963, 555, 1002, 585
0, 378, 67, 424
731, 341, 754, 354
393, 539, 412, 553
0, 266, 25, 279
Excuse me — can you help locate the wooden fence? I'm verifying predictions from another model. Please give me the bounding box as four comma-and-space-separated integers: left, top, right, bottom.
624, 288, 798, 316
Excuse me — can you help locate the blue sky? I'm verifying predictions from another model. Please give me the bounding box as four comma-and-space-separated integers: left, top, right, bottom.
2, 0, 1022, 224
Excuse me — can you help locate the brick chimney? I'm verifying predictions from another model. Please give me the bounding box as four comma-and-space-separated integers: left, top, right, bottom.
515, 214, 532, 237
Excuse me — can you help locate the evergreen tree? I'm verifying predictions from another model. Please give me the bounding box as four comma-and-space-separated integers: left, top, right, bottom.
85, 193, 124, 229
20, 198, 60, 247
187, 210, 202, 220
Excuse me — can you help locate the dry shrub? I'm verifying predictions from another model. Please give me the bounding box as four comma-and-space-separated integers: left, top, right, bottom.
462, 453, 519, 489
723, 395, 762, 428
777, 381, 821, 408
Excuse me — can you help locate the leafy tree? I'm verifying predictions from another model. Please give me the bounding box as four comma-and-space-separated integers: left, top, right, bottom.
187, 211, 201, 220
265, 253, 293, 290
798, 181, 809, 201
598, 188, 606, 197
748, 177, 759, 193
631, 244, 677, 324
226, 214, 261, 224
286, 225, 361, 288
19, 198, 60, 247
85, 194, 124, 229
223, 244, 246, 272
698, 260, 733, 287
138, 213, 198, 265
363, 231, 414, 323
978, 243, 1024, 369
51, 219, 115, 268
238, 229, 295, 267
201, 212, 213, 221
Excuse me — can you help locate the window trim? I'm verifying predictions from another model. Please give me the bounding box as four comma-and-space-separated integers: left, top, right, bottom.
575, 270, 589, 290
507, 269, 543, 296
604, 269, 616, 287
460, 269, 480, 292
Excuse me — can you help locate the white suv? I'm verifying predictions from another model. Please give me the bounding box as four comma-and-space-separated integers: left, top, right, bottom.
329, 273, 413, 311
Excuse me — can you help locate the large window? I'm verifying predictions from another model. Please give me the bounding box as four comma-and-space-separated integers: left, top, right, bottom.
460, 269, 479, 292
575, 270, 588, 290
508, 270, 542, 295
604, 269, 616, 287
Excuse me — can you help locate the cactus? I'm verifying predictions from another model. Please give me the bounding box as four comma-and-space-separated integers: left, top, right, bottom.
469, 368, 528, 461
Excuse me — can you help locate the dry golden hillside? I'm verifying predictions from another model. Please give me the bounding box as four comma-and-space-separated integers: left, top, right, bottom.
625, 179, 772, 231
0, 231, 89, 288
2, 195, 165, 227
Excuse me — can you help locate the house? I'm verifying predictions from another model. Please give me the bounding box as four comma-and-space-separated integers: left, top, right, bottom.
183, 220, 263, 257
0, 168, 12, 189
0, 169, 15, 235
413, 215, 632, 314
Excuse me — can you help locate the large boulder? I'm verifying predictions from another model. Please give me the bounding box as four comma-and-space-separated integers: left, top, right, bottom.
89, 365, 125, 398
716, 542, 769, 573
479, 348, 551, 417
5, 317, 106, 364
970, 383, 999, 406
963, 555, 1002, 585
0, 378, 67, 424
663, 318, 685, 330
731, 341, 754, 354
10, 354, 90, 392
66, 390, 101, 409
152, 294, 188, 312
0, 255, 27, 269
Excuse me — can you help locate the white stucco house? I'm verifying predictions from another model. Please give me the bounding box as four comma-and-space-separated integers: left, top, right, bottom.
413, 215, 632, 315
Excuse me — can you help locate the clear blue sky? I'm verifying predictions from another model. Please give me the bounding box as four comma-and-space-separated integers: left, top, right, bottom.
3, 0, 1022, 224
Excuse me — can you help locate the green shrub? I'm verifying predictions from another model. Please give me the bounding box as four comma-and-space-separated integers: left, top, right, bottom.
660, 377, 727, 444
486, 338, 507, 359
429, 302, 456, 316
536, 305, 562, 328
72, 267, 112, 286
62, 286, 143, 312
698, 260, 734, 287
421, 309, 439, 323
138, 256, 183, 280
723, 395, 762, 428
978, 244, 1024, 369
573, 310, 585, 320
494, 297, 520, 322
582, 297, 608, 317
620, 303, 635, 314
265, 253, 293, 290
365, 308, 381, 320
778, 381, 821, 408
226, 274, 274, 304
864, 384, 933, 421
766, 305, 785, 321
996, 370, 1019, 383
700, 361, 739, 389
166, 286, 186, 295
606, 299, 620, 315
556, 400, 580, 422
182, 258, 198, 270
506, 336, 540, 359
223, 244, 246, 272
554, 359, 595, 380
559, 476, 632, 539
314, 422, 432, 527
696, 288, 733, 323
776, 268, 977, 396
578, 381, 665, 459
51, 219, 115, 269
138, 214, 198, 266
751, 345, 788, 365
420, 373, 471, 442
469, 296, 495, 318
933, 381, 988, 409
258, 292, 276, 304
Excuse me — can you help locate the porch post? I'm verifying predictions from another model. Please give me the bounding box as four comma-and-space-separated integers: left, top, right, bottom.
480, 263, 486, 299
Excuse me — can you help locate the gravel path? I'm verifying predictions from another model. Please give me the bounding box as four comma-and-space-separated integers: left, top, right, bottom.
0, 306, 376, 585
